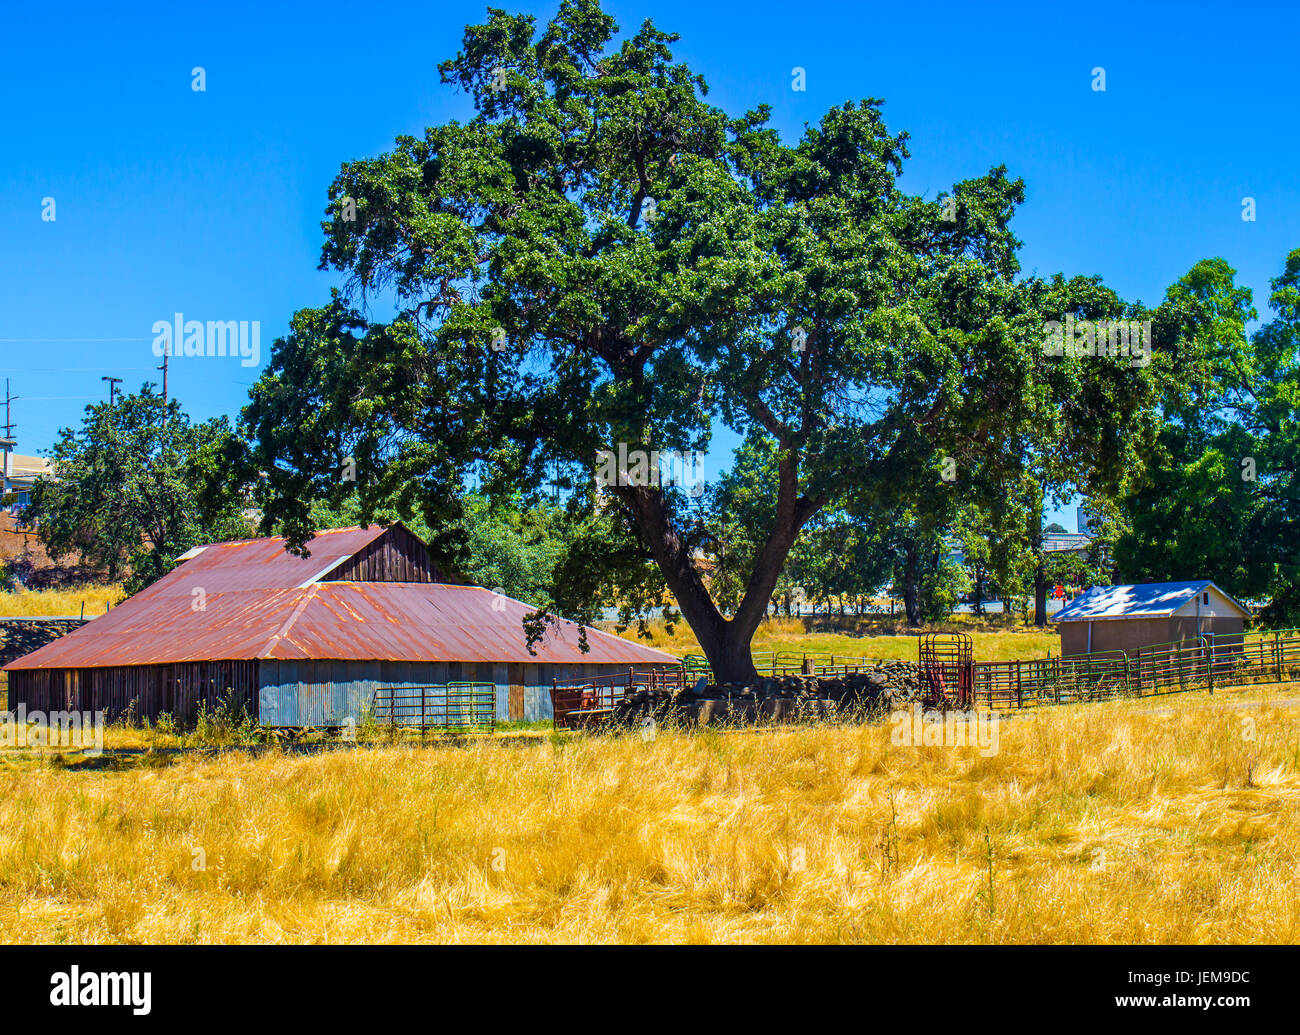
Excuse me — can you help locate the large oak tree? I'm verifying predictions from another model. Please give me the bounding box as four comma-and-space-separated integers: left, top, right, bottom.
243, 0, 1159, 680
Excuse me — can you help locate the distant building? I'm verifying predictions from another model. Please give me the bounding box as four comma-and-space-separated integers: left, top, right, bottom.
1051, 580, 1250, 657
1042, 531, 1093, 557
1, 453, 50, 512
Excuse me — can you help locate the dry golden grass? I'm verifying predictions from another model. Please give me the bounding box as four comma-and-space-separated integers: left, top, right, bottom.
2, 682, 1300, 944
0, 586, 126, 707
610, 616, 1061, 662
0, 585, 124, 618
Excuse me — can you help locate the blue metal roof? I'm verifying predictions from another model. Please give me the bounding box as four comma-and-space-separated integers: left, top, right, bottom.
1051, 581, 1249, 622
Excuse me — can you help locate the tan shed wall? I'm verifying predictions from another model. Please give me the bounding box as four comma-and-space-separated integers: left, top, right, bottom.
1059, 615, 1245, 658
1167, 615, 1244, 645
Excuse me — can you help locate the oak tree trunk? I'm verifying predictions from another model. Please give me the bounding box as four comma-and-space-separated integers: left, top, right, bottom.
902, 539, 922, 627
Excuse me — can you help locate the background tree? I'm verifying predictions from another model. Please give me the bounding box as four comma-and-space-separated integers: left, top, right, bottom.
1116, 252, 1300, 623
884, 509, 967, 625
710, 433, 892, 620
952, 504, 998, 615
787, 509, 892, 619
26, 387, 254, 592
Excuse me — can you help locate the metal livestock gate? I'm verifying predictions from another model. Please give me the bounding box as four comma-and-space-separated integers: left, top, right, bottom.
370, 682, 496, 733
550, 667, 686, 729
919, 632, 974, 709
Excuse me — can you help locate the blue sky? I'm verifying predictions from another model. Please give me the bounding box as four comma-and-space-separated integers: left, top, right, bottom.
4, 0, 1298, 531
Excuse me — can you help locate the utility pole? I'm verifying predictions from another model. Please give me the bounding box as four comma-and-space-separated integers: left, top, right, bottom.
101, 376, 123, 405
1, 378, 17, 505
2, 378, 16, 439
158, 343, 169, 402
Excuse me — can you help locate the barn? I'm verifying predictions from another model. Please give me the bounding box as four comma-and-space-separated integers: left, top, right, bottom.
1051, 580, 1251, 658
2, 524, 679, 725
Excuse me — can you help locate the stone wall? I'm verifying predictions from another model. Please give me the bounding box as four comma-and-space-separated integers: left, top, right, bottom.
615, 661, 923, 726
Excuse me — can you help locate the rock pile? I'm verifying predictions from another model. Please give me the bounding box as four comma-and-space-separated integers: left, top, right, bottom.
612, 662, 921, 727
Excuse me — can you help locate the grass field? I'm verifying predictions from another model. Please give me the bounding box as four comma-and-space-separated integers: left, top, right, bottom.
2, 681, 1298, 943
0, 585, 124, 618
608, 615, 1062, 662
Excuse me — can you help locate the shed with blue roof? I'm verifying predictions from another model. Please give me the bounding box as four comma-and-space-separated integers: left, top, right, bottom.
1051, 581, 1251, 657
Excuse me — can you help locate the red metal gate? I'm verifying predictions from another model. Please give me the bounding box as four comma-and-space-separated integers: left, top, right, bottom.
919, 632, 974, 710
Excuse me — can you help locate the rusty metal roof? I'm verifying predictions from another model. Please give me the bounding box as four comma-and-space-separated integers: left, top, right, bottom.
4, 527, 679, 669
159, 525, 391, 593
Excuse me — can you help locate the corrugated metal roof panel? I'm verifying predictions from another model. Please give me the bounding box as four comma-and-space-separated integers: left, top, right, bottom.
125, 525, 389, 599
276, 583, 678, 665
1051, 581, 1250, 622
4, 581, 678, 669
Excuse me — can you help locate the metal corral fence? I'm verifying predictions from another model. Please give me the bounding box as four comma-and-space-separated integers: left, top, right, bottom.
683, 650, 892, 681
370, 682, 496, 734
973, 628, 1300, 711
974, 650, 1134, 709
682, 628, 1300, 716
551, 668, 685, 729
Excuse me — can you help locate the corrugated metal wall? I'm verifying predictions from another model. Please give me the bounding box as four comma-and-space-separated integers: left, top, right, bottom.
256, 660, 667, 726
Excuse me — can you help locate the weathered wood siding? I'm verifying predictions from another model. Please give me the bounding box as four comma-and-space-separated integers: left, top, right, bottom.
9, 657, 681, 728
323, 525, 462, 584
7, 661, 259, 723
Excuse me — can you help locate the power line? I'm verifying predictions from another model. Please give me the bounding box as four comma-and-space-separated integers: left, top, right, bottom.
4, 367, 159, 373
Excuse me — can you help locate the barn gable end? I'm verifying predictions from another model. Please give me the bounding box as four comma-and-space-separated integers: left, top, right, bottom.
319, 523, 463, 585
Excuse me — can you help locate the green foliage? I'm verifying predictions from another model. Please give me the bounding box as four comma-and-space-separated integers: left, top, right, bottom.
239, 0, 1164, 677
458, 491, 566, 607
792, 511, 894, 616
885, 520, 967, 624
26, 386, 256, 593
1116, 252, 1300, 623
191, 694, 260, 747
952, 505, 999, 612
